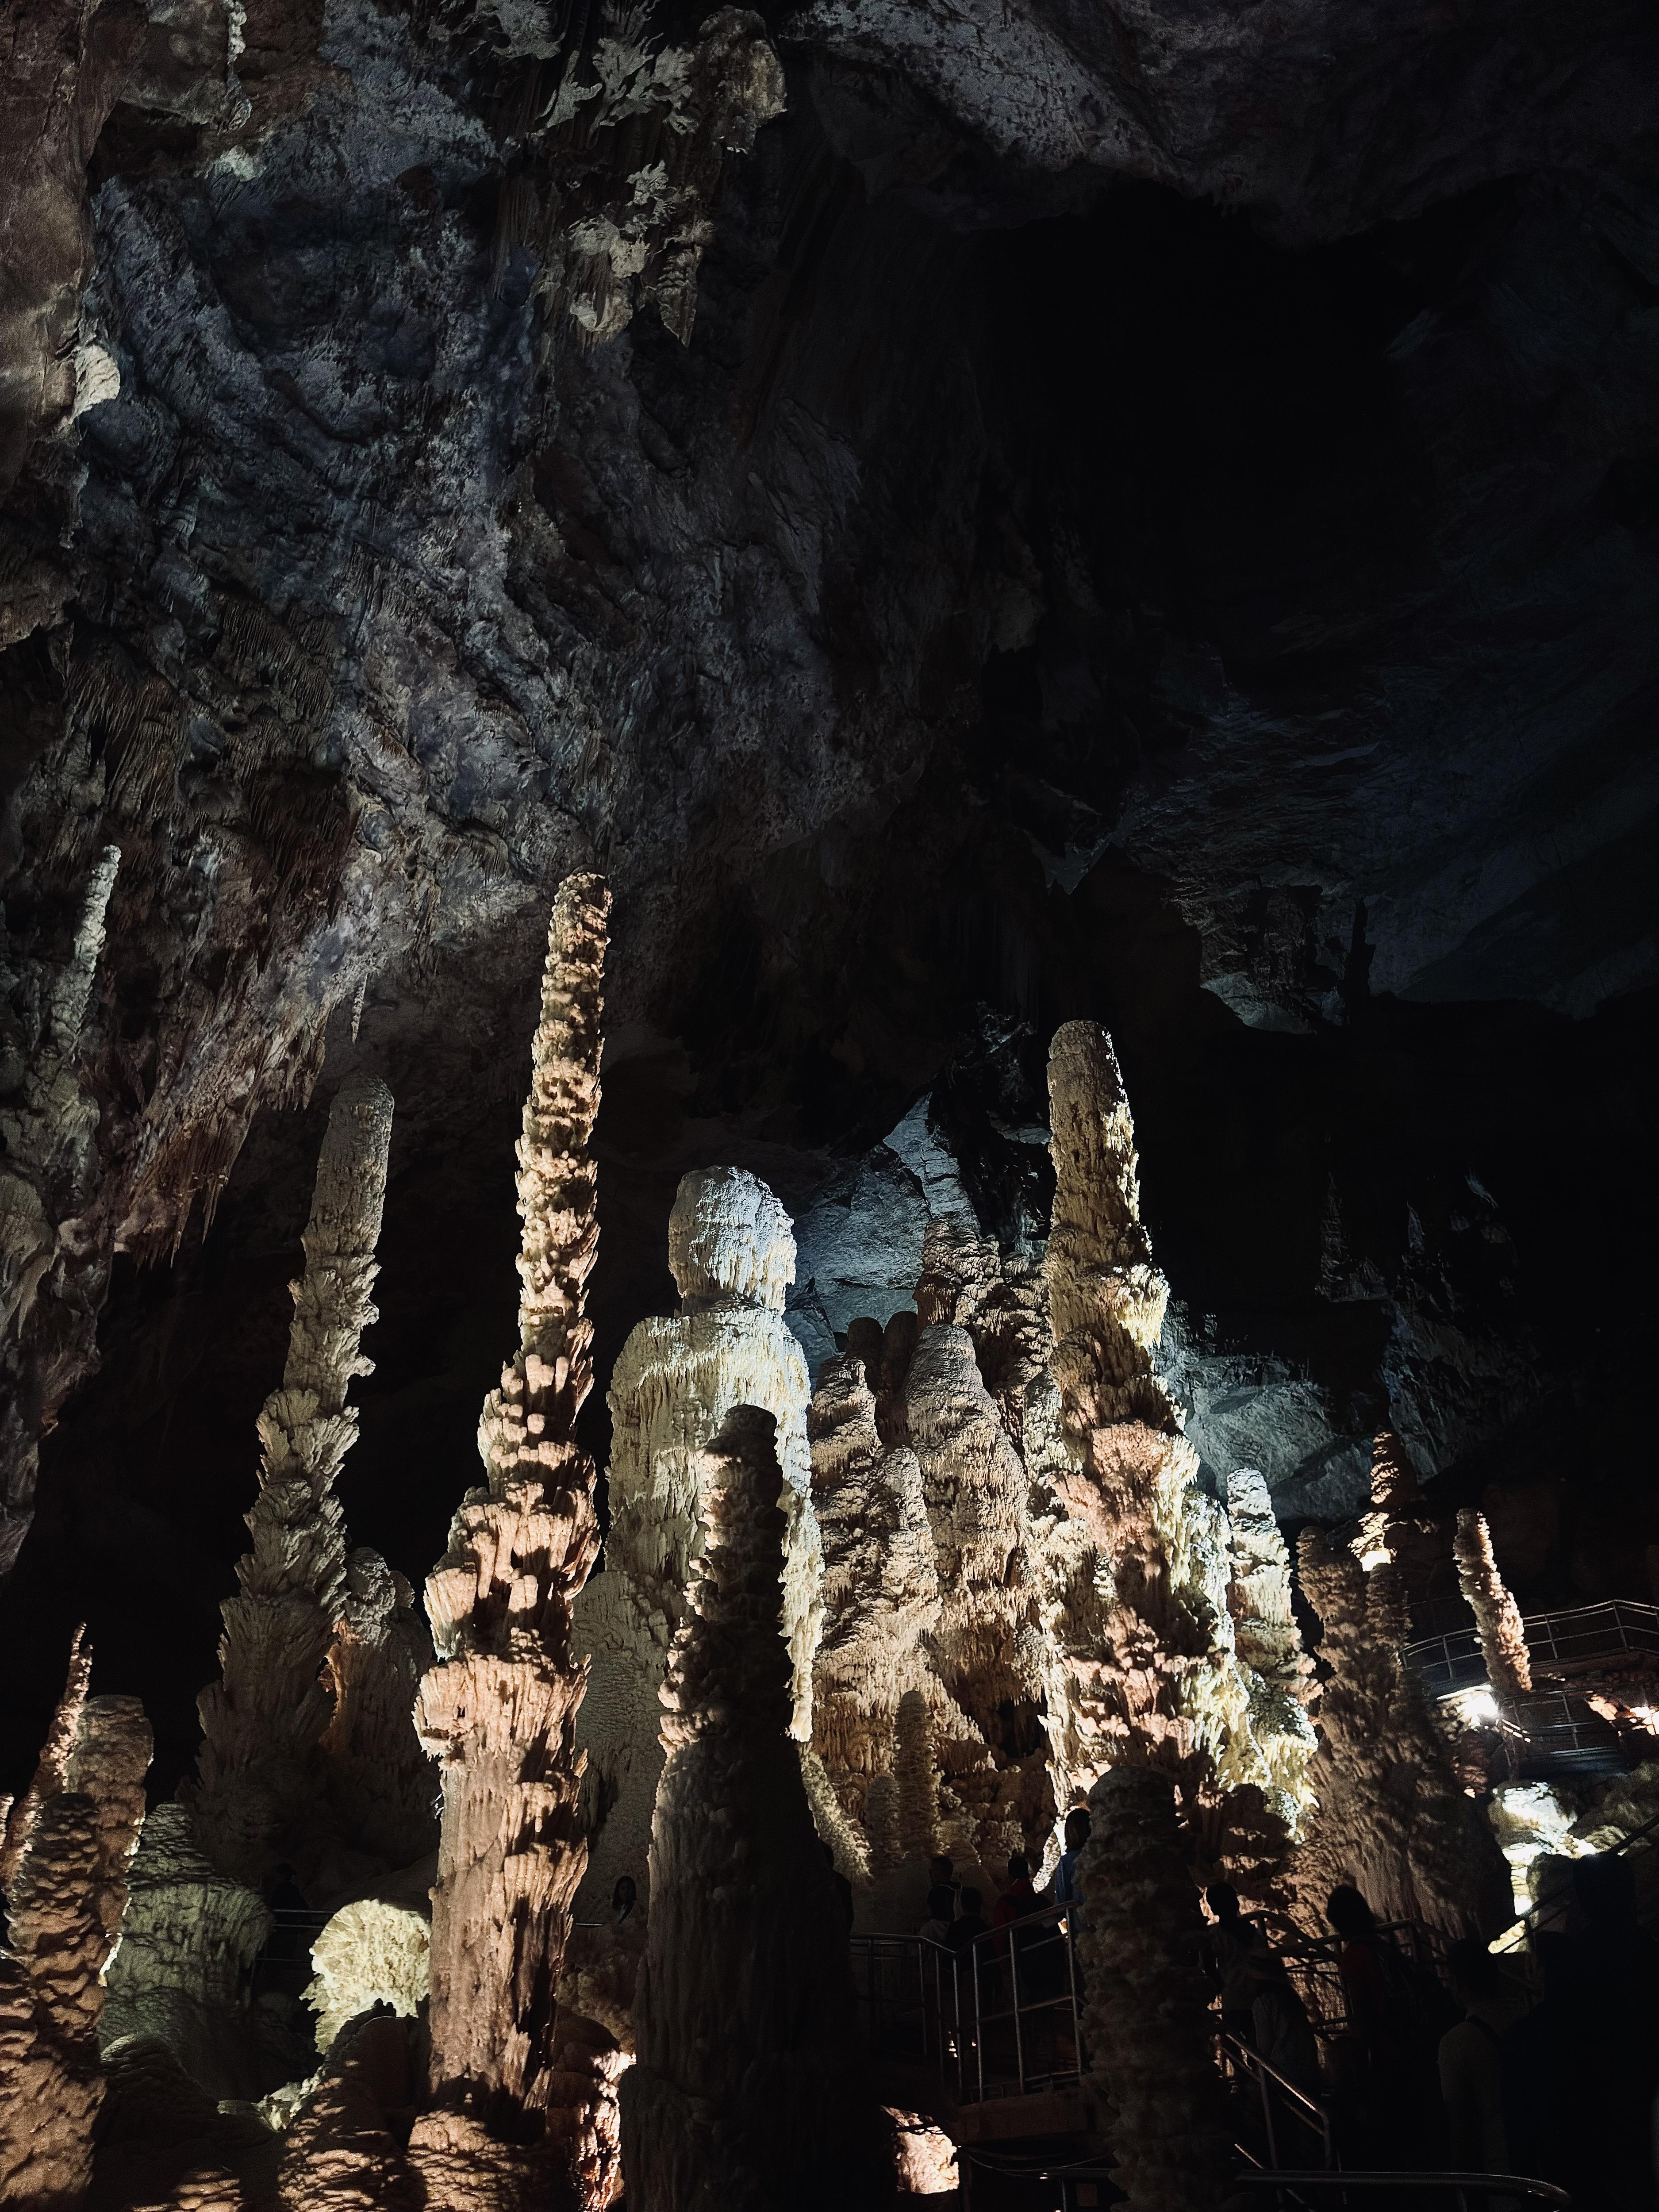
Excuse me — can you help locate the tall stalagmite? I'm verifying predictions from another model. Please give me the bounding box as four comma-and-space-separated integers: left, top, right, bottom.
415, 871, 609, 2133
621, 1406, 890, 2212
1044, 1021, 1294, 1859
574, 1166, 822, 1914
0, 1634, 152, 2208
1295, 1525, 1511, 1934
1074, 1768, 1233, 2212
808, 1350, 939, 1868
1225, 1469, 1319, 1811
188, 1074, 404, 1883
1454, 1508, 1532, 1698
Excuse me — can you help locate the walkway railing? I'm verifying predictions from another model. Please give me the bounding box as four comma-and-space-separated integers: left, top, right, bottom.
1405, 1599, 1659, 1697
851, 1902, 1082, 2104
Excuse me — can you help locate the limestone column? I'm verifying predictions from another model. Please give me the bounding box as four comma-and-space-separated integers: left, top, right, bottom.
1454, 1508, 1532, 1698
573, 1165, 821, 1915
415, 871, 609, 2131
188, 1074, 398, 1882
620, 1406, 891, 2212
1044, 1021, 1285, 1851
1073, 1767, 1232, 2212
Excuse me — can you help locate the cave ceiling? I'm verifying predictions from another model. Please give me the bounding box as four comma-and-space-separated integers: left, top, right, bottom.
1, 0, 1656, 1788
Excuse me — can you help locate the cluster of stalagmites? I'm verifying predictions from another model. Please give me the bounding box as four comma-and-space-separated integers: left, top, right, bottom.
4, 891, 1548, 2212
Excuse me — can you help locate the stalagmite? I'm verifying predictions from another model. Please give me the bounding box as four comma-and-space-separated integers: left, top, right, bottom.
1073, 1767, 1232, 2212
808, 1351, 939, 1860
318, 1547, 438, 1871
620, 1405, 891, 2212
305, 1897, 432, 2055
188, 1075, 411, 1884
895, 1688, 941, 1862
1454, 1508, 1532, 1698
1294, 1525, 1511, 1935
574, 1165, 822, 1914
1043, 1021, 1295, 1860
415, 871, 609, 2139
0, 1635, 152, 2208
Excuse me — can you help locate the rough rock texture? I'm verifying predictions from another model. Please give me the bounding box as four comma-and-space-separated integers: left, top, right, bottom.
0, 846, 119, 1575
1454, 1507, 1532, 1698
1073, 1766, 1232, 2212
415, 871, 608, 2140
0, 1638, 151, 2209
186, 1072, 415, 1885
304, 1896, 431, 2056
1225, 1469, 1319, 1812
1044, 1018, 1303, 1871
99, 1803, 279, 2105
1294, 1525, 1511, 1936
620, 1403, 890, 2212
808, 1349, 938, 1871
574, 1164, 822, 1914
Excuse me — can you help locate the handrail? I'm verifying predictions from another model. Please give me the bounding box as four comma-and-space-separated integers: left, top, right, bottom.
1218, 2031, 1334, 2172
1228, 2174, 1570, 2206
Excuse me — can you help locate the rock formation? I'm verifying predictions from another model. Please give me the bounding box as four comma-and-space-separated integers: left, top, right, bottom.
620, 1404, 891, 2212
317, 1548, 438, 1876
1043, 1020, 1301, 1869
1073, 1767, 1233, 2212
574, 1165, 822, 1913
0, 1632, 151, 2208
188, 1073, 418, 1885
415, 871, 609, 2140
1454, 1507, 1532, 1698
1294, 1524, 1511, 1935
301, 1894, 432, 2058
0, 845, 119, 1577
100, 1804, 280, 2104
1225, 1469, 1320, 1810
808, 1351, 939, 1868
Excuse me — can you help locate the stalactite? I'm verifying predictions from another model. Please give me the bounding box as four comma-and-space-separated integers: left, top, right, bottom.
574, 1165, 822, 1915
1294, 1525, 1511, 1935
0, 1635, 152, 2209
1454, 1507, 1532, 1697
415, 871, 609, 2146
187, 1075, 399, 1884
808, 1351, 938, 1856
620, 1405, 891, 2212
1073, 1767, 1232, 2212
1043, 1020, 1294, 1866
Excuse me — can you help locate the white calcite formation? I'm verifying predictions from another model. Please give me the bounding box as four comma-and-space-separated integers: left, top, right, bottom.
1044, 1020, 1306, 1877
188, 1074, 424, 1885
0, 1633, 151, 2208
574, 1165, 822, 1915
416, 872, 610, 2156
304, 1897, 431, 2055
620, 1405, 889, 2212
1454, 1507, 1532, 1698
1225, 1468, 1319, 1811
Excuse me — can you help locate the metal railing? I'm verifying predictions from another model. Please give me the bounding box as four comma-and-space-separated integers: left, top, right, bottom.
1228, 2171, 1571, 2208
852, 1903, 1082, 2104
1220, 2031, 1336, 2174
1490, 1802, 1659, 1954
1405, 1600, 1659, 1697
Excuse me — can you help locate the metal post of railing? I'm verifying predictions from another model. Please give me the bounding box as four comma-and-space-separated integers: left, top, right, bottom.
974, 1935, 985, 2103
1010, 1924, 1026, 2093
